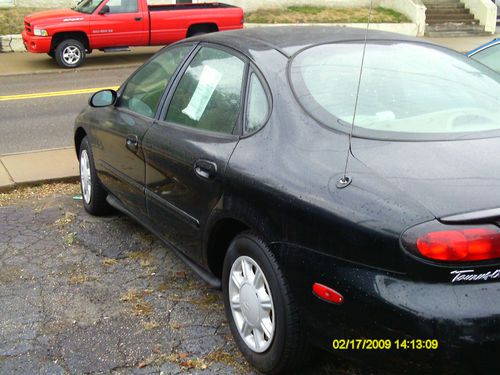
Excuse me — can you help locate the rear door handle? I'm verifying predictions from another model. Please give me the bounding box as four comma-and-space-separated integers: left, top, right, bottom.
194, 160, 217, 180
126, 134, 139, 152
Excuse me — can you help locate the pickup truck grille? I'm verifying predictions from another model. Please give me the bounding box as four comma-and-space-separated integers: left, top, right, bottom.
25, 22, 32, 34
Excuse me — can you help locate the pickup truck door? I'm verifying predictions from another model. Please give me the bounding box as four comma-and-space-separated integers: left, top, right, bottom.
94, 45, 193, 217
90, 0, 148, 48
142, 45, 247, 263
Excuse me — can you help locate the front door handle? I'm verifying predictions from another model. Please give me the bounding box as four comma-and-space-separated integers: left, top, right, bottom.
134, 17, 142, 21
194, 160, 217, 180
126, 134, 139, 152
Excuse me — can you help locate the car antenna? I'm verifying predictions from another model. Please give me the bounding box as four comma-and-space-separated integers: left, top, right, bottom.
337, 0, 373, 189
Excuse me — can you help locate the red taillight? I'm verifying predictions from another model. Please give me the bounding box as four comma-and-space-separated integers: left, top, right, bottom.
416, 228, 500, 261
312, 283, 344, 304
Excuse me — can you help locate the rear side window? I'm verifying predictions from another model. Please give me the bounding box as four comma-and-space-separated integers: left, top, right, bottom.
290, 42, 500, 139
119, 45, 191, 118
106, 0, 138, 13
165, 47, 246, 134
471, 43, 500, 73
245, 73, 269, 134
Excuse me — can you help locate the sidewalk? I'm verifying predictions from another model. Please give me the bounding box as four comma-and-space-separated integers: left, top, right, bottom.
0, 148, 78, 191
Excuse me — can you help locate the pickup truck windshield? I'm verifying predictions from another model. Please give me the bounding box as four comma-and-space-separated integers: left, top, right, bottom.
73, 0, 104, 14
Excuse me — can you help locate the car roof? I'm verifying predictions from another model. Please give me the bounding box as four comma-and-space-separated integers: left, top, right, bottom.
192, 26, 434, 58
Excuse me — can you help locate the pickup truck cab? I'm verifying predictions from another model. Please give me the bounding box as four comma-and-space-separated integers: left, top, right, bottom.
22, 0, 244, 68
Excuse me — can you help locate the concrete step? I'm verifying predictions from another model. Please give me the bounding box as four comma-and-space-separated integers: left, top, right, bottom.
426, 18, 478, 25
426, 23, 485, 32
425, 3, 465, 9
426, 8, 470, 15
423, 0, 462, 4
424, 22, 490, 37
426, 14, 476, 21
425, 30, 492, 37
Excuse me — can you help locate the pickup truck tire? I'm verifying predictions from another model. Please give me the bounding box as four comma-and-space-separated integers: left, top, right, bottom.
55, 39, 86, 68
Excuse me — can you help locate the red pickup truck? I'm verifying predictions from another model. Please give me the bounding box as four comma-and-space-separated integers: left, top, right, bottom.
22, 0, 244, 68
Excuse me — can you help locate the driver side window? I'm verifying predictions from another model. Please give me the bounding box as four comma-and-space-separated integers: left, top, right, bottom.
118, 46, 191, 118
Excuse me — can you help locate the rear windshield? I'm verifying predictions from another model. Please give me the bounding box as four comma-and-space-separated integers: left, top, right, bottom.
289, 41, 500, 140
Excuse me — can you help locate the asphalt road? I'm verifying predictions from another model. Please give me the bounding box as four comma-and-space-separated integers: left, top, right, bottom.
0, 68, 136, 154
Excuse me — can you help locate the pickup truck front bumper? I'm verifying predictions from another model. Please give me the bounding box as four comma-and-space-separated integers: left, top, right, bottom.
22, 30, 51, 53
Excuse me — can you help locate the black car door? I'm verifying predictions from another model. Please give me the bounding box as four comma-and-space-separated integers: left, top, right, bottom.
93, 44, 194, 217
142, 45, 248, 263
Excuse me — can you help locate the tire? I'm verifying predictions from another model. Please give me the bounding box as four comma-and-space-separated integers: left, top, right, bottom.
55, 39, 86, 68
79, 136, 110, 216
222, 231, 310, 374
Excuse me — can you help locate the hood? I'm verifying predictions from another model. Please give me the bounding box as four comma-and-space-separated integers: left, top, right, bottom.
24, 9, 84, 26
352, 136, 500, 219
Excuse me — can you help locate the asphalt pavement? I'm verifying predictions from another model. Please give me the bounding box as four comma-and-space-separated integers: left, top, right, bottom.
0, 188, 396, 375
0, 68, 135, 154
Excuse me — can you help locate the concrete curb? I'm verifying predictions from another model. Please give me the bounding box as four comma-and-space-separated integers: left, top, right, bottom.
245, 22, 419, 36
0, 34, 25, 53
0, 147, 79, 192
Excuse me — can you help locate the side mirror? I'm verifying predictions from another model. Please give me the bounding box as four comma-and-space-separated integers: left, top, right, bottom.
89, 89, 117, 107
99, 5, 110, 15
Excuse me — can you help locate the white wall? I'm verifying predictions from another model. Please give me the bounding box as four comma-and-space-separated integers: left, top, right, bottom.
461, 0, 497, 33
0, 0, 15, 7
13, 0, 77, 6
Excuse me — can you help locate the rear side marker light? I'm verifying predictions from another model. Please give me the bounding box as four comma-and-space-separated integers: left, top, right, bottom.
312, 283, 344, 304
416, 228, 500, 262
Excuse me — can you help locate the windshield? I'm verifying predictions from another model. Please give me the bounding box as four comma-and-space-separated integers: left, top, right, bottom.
73, 0, 104, 14
290, 41, 500, 139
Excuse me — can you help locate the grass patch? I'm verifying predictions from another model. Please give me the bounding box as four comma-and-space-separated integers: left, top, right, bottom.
246, 6, 409, 24
0, 7, 45, 35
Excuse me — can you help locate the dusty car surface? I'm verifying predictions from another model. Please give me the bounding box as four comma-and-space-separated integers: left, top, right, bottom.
74, 27, 500, 374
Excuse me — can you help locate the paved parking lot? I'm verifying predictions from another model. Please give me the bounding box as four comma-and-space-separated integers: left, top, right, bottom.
0, 183, 376, 375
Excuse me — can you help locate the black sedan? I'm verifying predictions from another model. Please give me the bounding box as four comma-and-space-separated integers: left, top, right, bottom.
74, 27, 500, 374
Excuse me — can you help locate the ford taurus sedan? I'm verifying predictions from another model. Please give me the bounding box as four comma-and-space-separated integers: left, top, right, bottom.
74, 27, 500, 374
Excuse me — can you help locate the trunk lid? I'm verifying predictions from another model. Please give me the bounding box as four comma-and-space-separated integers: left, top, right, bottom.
352, 136, 500, 220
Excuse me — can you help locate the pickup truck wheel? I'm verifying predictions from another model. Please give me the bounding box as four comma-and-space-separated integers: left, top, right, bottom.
55, 39, 86, 68
222, 232, 310, 374
79, 136, 110, 215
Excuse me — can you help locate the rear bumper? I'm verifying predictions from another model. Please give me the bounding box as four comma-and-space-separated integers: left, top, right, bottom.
280, 243, 500, 372
22, 30, 52, 53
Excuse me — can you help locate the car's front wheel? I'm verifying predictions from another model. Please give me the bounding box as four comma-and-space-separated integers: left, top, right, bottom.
79, 136, 110, 215
222, 232, 309, 374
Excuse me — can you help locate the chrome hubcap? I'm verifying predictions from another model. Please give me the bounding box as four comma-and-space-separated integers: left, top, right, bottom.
80, 150, 91, 204
62, 46, 81, 65
229, 256, 275, 353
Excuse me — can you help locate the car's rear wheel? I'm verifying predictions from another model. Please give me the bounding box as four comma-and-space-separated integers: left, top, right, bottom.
79, 137, 110, 215
222, 232, 309, 374
55, 39, 86, 68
